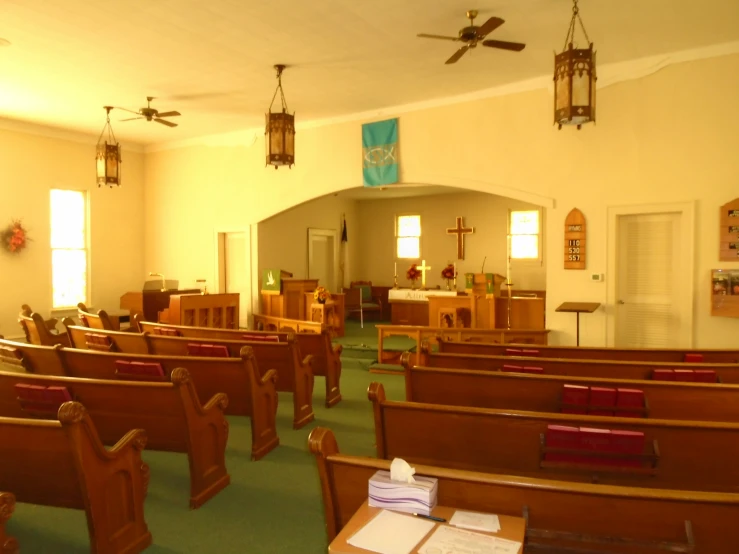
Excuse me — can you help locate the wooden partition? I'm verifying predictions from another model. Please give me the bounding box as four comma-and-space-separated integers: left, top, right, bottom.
438, 339, 739, 363
404, 362, 739, 423
251, 313, 324, 333
376, 325, 550, 365
167, 293, 239, 328
0, 492, 18, 554
309, 427, 739, 552
417, 348, 739, 383
369, 382, 739, 493
0, 402, 152, 554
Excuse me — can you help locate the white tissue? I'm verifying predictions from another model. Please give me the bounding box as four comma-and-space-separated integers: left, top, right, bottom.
390, 457, 416, 483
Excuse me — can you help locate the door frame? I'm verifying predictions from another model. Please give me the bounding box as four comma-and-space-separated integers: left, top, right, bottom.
307, 228, 339, 292
606, 201, 695, 347
213, 226, 254, 328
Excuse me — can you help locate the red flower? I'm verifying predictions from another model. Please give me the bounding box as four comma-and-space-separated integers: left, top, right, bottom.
406, 264, 421, 281
3, 220, 29, 253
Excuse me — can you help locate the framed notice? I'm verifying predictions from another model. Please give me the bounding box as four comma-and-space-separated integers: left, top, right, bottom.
564, 208, 586, 270
719, 198, 739, 261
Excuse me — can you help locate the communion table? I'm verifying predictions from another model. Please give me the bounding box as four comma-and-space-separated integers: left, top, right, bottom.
388, 289, 458, 326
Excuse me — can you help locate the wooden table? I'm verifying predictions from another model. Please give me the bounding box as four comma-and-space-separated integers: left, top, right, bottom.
329, 500, 525, 553
555, 301, 601, 346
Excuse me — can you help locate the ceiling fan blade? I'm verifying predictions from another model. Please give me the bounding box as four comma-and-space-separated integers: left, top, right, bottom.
445, 45, 470, 65
476, 16, 504, 38
116, 107, 143, 116
417, 33, 459, 41
155, 111, 181, 118
154, 118, 178, 128
120, 116, 143, 122
481, 39, 526, 52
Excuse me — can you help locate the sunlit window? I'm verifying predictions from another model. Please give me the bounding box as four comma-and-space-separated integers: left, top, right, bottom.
510, 210, 540, 259
51, 189, 88, 308
396, 215, 421, 259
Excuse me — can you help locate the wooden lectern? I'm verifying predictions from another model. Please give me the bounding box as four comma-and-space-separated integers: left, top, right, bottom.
260, 269, 318, 321
165, 293, 239, 329
120, 287, 200, 324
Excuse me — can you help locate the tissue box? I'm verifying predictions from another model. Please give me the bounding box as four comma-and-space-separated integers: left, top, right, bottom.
368, 470, 438, 516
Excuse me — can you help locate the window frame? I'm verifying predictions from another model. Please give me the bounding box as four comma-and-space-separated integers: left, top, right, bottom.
50, 188, 90, 310
395, 213, 422, 260
509, 208, 543, 263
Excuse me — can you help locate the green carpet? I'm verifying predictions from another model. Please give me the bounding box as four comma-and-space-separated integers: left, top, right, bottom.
6, 366, 405, 553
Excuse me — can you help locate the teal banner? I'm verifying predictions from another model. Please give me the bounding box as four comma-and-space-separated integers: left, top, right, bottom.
362, 118, 398, 187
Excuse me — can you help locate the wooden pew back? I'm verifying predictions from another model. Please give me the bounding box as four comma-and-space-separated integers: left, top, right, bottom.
17, 313, 69, 347
77, 305, 117, 331
0, 402, 151, 553
139, 321, 342, 407
369, 382, 739, 493
439, 339, 739, 363
404, 363, 739, 423
309, 427, 739, 553
65, 324, 149, 353
418, 348, 739, 383
0, 338, 65, 375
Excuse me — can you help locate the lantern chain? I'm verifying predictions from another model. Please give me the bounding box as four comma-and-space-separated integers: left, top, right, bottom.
562, 0, 591, 51
269, 65, 289, 114
97, 106, 118, 145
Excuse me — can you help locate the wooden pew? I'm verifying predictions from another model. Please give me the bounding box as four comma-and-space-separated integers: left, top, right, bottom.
77, 303, 124, 331
0, 492, 18, 554
251, 312, 324, 334
0, 365, 230, 509
368, 382, 739, 493
0, 338, 279, 460
65, 325, 316, 428
139, 334, 314, 429
438, 338, 739, 363
138, 321, 343, 408
416, 346, 739, 384
403, 360, 739, 423
309, 427, 739, 553
17, 312, 69, 347
0, 401, 151, 553
65, 323, 150, 353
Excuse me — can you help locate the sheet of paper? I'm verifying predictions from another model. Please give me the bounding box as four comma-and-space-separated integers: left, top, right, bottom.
418, 525, 522, 554
347, 509, 435, 554
449, 510, 501, 533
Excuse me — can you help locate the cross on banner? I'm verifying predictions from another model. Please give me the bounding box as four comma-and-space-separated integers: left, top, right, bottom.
417, 260, 431, 289
447, 216, 475, 260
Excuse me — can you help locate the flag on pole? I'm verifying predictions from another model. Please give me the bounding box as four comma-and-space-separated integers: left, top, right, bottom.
362, 118, 398, 187
339, 215, 349, 289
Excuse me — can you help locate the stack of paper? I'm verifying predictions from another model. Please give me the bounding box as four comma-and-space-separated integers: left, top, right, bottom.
348, 510, 435, 554
449, 510, 501, 533
368, 470, 438, 516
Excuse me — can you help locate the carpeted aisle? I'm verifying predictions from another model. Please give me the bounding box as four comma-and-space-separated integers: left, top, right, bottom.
7, 364, 405, 553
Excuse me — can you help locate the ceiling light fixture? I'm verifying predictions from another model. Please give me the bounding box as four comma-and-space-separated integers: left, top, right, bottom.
554, 0, 596, 130
265, 64, 295, 169
96, 106, 122, 187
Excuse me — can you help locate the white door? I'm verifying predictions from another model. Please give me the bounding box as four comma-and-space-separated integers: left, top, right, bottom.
307, 229, 337, 292
217, 231, 251, 328
615, 212, 688, 347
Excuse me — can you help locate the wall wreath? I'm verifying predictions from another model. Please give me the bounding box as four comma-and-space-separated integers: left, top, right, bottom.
2, 220, 30, 254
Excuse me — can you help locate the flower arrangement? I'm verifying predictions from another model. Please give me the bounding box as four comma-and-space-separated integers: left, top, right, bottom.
313, 286, 331, 303
406, 264, 421, 282
2, 220, 29, 254
440, 264, 457, 280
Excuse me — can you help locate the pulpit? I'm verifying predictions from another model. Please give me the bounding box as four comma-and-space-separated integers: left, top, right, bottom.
260, 269, 318, 320
120, 282, 201, 324
164, 293, 239, 329
428, 294, 496, 329
304, 292, 345, 337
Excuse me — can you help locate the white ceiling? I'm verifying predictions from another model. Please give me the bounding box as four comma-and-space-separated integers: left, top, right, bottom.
1, 0, 738, 146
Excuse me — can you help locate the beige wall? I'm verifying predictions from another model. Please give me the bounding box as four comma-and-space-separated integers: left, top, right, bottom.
144, 54, 739, 347
0, 126, 145, 338
258, 194, 359, 287
355, 192, 545, 290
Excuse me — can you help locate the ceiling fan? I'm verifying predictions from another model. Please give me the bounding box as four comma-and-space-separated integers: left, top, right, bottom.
418, 10, 526, 64
118, 96, 181, 127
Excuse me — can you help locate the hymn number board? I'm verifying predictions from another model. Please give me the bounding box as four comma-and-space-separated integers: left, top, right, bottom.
564, 208, 586, 270
720, 198, 739, 261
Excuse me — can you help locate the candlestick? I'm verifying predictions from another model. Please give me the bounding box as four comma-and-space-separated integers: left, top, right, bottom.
394, 262, 397, 276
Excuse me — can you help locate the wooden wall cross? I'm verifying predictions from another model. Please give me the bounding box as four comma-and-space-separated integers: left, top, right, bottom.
446, 216, 475, 260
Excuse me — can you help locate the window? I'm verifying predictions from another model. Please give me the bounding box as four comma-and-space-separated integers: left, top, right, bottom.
51, 189, 88, 308
510, 210, 540, 259
396, 215, 421, 259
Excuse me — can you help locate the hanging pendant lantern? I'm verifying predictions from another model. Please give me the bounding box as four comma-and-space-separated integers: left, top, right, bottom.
554, 0, 596, 130
265, 64, 295, 169
96, 106, 122, 187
